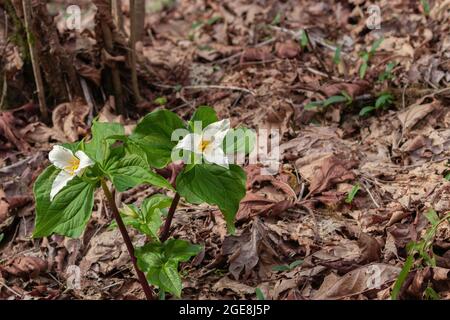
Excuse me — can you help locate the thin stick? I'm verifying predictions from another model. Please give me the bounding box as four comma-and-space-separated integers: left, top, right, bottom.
111, 0, 124, 34
0, 280, 22, 298
100, 179, 154, 300
183, 85, 255, 95
100, 17, 124, 115
159, 193, 180, 242
129, 0, 141, 103
0, 12, 7, 110
22, 0, 48, 122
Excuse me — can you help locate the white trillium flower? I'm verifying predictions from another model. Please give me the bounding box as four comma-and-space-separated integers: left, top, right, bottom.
175, 119, 230, 168
48, 145, 94, 201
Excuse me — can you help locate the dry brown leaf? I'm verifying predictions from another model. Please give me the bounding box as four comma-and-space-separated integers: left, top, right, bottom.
222, 219, 279, 280
240, 46, 272, 63
305, 155, 357, 195
275, 40, 300, 59
79, 229, 130, 275
313, 263, 400, 299
2, 256, 48, 278
20, 122, 65, 144
52, 100, 90, 142
320, 80, 370, 98
212, 276, 256, 297
397, 99, 438, 132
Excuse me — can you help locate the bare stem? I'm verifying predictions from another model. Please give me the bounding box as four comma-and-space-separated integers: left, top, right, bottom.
22, 0, 48, 122
100, 179, 154, 300
159, 193, 180, 242
129, 0, 142, 103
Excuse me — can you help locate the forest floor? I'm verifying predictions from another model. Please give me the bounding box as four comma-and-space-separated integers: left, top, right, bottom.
1, 0, 450, 300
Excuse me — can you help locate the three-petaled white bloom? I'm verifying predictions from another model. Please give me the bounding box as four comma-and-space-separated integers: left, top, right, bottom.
175, 119, 230, 168
48, 145, 94, 201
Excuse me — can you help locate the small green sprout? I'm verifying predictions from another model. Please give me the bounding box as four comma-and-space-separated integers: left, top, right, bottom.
300, 30, 309, 49
391, 209, 450, 300
271, 12, 281, 26
154, 96, 168, 105
378, 62, 396, 82
272, 259, 304, 272
359, 37, 384, 79
345, 183, 361, 204
333, 45, 342, 65
255, 288, 266, 300
359, 92, 393, 116
304, 91, 352, 110
420, 0, 430, 15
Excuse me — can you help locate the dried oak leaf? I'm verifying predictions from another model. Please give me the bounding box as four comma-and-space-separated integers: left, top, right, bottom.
1, 256, 48, 278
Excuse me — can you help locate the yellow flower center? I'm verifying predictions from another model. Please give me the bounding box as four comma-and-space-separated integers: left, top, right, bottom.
65, 157, 80, 175
200, 139, 211, 152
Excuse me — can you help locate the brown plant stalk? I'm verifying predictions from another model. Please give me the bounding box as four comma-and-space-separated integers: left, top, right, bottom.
100, 179, 154, 300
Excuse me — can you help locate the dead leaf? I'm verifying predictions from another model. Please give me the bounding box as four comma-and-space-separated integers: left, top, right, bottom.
52, 100, 90, 142
212, 276, 256, 297
320, 80, 370, 98
2, 256, 48, 278
275, 40, 300, 59
222, 219, 279, 280
304, 155, 357, 195
20, 122, 65, 143
313, 263, 400, 299
397, 99, 438, 132
79, 229, 131, 276
240, 46, 272, 63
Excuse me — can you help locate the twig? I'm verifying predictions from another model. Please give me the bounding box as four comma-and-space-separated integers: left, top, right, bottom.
0, 279, 22, 297
100, 179, 155, 300
0, 12, 7, 109
129, 0, 142, 104
159, 193, 181, 242
111, 0, 124, 34
80, 78, 95, 126
22, 0, 48, 122
361, 181, 381, 209
183, 85, 255, 96
98, 8, 124, 115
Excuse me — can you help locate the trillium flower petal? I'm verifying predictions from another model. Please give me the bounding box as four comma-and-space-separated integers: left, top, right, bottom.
74, 150, 94, 175
49, 145, 75, 170
203, 119, 230, 139
175, 133, 203, 154
50, 170, 74, 201
203, 146, 229, 168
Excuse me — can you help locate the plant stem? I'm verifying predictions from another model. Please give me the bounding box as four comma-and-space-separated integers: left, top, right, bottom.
129, 0, 142, 104
159, 193, 180, 242
22, 0, 48, 122
100, 179, 154, 300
